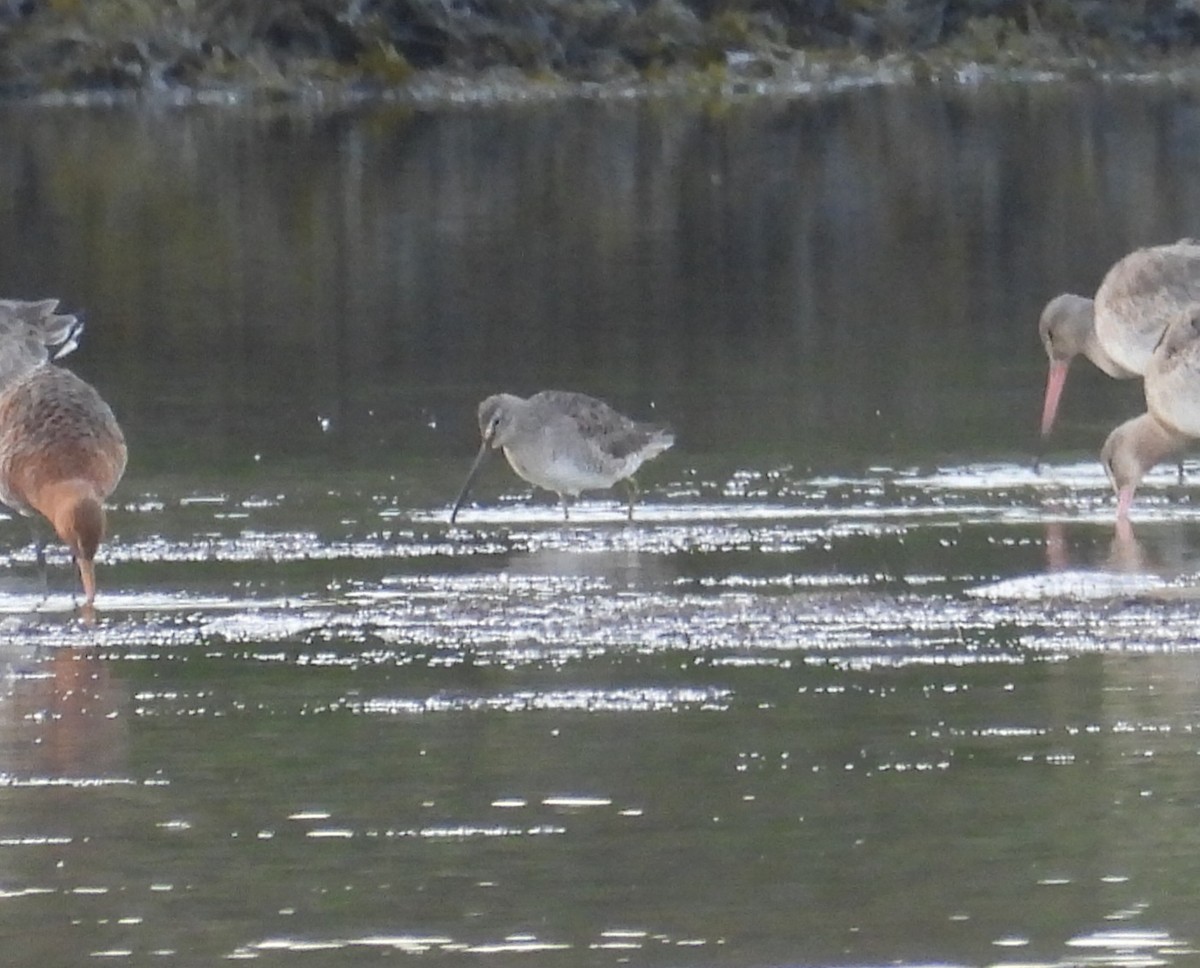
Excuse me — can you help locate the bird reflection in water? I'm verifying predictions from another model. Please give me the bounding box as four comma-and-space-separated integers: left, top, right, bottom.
1, 647, 127, 780
1109, 516, 1149, 572
1043, 518, 1167, 577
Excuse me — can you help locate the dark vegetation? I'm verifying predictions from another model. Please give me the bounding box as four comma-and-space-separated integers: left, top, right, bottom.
1, 0, 1200, 98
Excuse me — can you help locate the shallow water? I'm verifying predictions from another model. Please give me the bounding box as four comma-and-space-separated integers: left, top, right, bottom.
2, 82, 1200, 965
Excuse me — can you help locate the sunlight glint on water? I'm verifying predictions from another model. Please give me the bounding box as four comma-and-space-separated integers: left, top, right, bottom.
4, 86, 1200, 966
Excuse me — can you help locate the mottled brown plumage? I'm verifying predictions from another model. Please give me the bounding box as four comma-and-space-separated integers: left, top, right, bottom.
0, 364, 126, 605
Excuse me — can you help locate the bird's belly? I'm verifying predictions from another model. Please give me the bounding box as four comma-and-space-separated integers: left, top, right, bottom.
0, 490, 32, 517
503, 446, 616, 495
0, 457, 31, 517
1147, 370, 1200, 438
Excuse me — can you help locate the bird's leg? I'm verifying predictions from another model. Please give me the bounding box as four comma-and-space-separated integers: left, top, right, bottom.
1178, 458, 1186, 485
29, 518, 45, 569
72, 557, 84, 607
28, 518, 50, 601
1114, 512, 1137, 550
624, 477, 640, 521
559, 493, 570, 521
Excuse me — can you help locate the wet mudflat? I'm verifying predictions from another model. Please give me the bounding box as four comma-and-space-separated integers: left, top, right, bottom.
2, 82, 1200, 965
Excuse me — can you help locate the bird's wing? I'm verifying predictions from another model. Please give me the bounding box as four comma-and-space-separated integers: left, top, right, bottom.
537, 390, 662, 461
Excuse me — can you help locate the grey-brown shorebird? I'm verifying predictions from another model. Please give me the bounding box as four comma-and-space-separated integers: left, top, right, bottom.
450, 390, 674, 523
1038, 239, 1200, 439
1101, 305, 1200, 521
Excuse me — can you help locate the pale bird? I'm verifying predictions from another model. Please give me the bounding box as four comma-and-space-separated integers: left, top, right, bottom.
1038, 239, 1200, 439
450, 390, 674, 522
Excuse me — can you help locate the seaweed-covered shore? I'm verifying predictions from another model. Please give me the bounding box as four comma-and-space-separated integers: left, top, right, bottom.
2, 0, 1200, 103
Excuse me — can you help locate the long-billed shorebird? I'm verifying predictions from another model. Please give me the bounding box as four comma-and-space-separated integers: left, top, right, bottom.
0, 299, 126, 606
1038, 240, 1200, 440
449, 390, 674, 522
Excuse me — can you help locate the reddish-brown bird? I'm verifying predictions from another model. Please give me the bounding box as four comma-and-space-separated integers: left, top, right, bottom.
0, 300, 126, 606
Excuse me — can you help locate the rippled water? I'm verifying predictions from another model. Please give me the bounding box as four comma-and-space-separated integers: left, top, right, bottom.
3, 459, 1200, 964
4, 83, 1200, 965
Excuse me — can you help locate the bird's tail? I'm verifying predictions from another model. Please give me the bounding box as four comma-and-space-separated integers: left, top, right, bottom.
0, 299, 84, 390
0, 298, 84, 361
643, 427, 676, 459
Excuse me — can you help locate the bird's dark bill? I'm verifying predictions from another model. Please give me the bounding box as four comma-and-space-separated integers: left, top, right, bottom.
449, 441, 492, 523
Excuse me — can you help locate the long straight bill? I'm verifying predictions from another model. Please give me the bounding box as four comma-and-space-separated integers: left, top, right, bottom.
1040, 359, 1070, 438
449, 441, 492, 523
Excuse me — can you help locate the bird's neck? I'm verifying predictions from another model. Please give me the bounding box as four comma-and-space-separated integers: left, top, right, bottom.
31, 479, 105, 561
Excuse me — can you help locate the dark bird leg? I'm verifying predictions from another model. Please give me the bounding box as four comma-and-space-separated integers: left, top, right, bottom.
29, 518, 49, 599
559, 493, 570, 521
28, 517, 45, 567
623, 477, 640, 521
1179, 458, 1186, 485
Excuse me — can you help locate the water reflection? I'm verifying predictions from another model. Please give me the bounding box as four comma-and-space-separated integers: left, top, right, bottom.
1044, 517, 1152, 574
0, 647, 128, 780
2, 83, 1200, 965
4, 84, 1200, 477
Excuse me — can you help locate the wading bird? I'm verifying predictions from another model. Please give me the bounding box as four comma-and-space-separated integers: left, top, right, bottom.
1038, 240, 1200, 440
450, 390, 674, 522
0, 300, 126, 607
1100, 304, 1200, 520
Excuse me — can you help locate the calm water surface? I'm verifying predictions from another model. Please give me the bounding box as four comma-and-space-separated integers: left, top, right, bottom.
2, 83, 1200, 965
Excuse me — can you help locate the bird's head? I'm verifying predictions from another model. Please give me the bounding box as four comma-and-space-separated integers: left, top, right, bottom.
477, 394, 520, 449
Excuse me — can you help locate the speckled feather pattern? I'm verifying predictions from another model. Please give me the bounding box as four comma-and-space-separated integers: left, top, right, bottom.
1145, 308, 1200, 439
1094, 241, 1200, 375
524, 391, 671, 462
481, 390, 674, 496
0, 364, 126, 516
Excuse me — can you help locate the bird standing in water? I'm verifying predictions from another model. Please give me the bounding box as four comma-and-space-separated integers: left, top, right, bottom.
0, 299, 126, 607
1100, 304, 1200, 520
1037, 240, 1200, 440
450, 390, 674, 522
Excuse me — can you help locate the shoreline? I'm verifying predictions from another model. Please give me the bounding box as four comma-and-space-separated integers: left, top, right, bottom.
6, 56, 1200, 112
5, 0, 1200, 111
